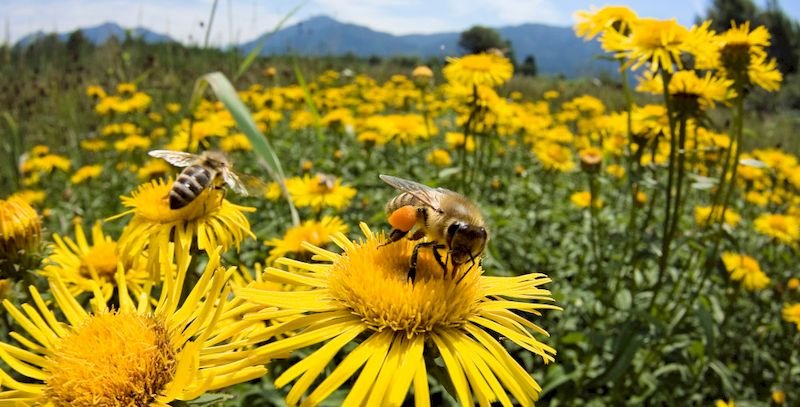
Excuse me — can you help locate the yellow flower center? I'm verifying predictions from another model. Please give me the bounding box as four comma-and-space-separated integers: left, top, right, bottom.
459, 54, 494, 72
328, 234, 482, 337
80, 241, 119, 278
767, 216, 789, 233
45, 312, 176, 407
126, 179, 223, 223
634, 19, 687, 49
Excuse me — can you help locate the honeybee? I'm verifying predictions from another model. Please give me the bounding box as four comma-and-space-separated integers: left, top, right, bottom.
148, 150, 249, 209
380, 174, 488, 282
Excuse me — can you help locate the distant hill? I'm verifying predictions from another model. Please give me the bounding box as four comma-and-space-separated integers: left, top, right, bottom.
15, 22, 174, 48
241, 16, 612, 77
14, 16, 612, 77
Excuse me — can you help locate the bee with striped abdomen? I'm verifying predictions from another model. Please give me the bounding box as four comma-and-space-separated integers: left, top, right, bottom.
380, 174, 488, 282
148, 150, 249, 209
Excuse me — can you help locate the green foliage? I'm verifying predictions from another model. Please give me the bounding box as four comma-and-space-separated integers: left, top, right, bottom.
458, 25, 509, 54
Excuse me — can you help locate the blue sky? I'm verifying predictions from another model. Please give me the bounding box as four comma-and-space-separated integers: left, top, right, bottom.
3, 0, 799, 45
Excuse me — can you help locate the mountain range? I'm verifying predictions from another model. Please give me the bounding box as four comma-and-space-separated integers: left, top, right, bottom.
15, 16, 611, 77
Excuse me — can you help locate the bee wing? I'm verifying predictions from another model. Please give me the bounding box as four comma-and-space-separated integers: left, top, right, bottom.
379, 174, 444, 211
148, 150, 199, 168
222, 169, 249, 195
224, 170, 270, 197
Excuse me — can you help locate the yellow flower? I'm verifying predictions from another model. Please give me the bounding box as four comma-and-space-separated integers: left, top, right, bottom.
635, 191, 648, 205
166, 102, 182, 113
0, 197, 42, 267
137, 159, 172, 181
716, 400, 735, 407
85, 85, 106, 98
80, 138, 108, 152
788, 278, 800, 291
745, 191, 769, 207
427, 148, 453, 167
606, 163, 626, 179
70, 164, 103, 184
603, 18, 700, 73
8, 189, 45, 206
694, 206, 741, 228
41, 221, 149, 301
114, 134, 152, 152
286, 174, 357, 211
772, 389, 786, 404
638, 70, 733, 112
574, 5, 638, 40
237, 224, 559, 406
570, 191, 603, 209
543, 90, 560, 100
220, 133, 253, 152
445, 131, 476, 152
0, 247, 267, 406
444, 53, 514, 88
718, 22, 782, 91
579, 147, 603, 172
721, 252, 769, 291
782, 303, 800, 330
111, 179, 255, 272
754, 213, 800, 245
265, 216, 348, 263
534, 142, 575, 172
116, 82, 137, 94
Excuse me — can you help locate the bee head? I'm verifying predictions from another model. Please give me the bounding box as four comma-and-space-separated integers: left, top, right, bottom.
446, 222, 488, 266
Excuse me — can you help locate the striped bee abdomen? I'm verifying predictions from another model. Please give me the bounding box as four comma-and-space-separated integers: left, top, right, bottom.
385, 192, 423, 214
169, 165, 213, 209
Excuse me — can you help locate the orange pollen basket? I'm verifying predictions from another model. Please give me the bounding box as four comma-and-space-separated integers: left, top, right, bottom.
388, 205, 418, 232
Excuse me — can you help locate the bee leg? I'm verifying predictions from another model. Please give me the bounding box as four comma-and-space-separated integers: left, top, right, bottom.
408, 229, 426, 241
455, 253, 477, 285
379, 229, 408, 248
431, 244, 447, 274
408, 241, 437, 282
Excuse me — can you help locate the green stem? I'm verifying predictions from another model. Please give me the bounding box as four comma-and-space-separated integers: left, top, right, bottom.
650, 71, 677, 312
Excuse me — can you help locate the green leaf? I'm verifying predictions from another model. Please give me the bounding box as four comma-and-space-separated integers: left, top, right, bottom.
709, 360, 735, 395
614, 289, 632, 310
187, 392, 235, 405
194, 71, 299, 225
292, 60, 324, 142
234, 2, 305, 80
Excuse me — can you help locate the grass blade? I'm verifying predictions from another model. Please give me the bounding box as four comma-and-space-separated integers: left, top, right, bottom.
193, 71, 299, 225
292, 60, 324, 141
234, 2, 305, 81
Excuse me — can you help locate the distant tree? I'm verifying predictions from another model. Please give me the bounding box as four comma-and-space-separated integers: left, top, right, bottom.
458, 26, 507, 54
65, 29, 88, 61
760, 0, 799, 75
701, 0, 759, 31
520, 55, 538, 77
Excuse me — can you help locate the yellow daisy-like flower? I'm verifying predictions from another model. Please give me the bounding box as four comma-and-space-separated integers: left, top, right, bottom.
716, 400, 735, 407
638, 70, 733, 112
40, 221, 150, 300
694, 205, 741, 228
721, 252, 770, 291
0, 247, 267, 406
137, 159, 172, 181
286, 174, 357, 211
111, 179, 255, 270
534, 142, 575, 172
574, 5, 638, 40
265, 216, 349, 263
0, 197, 41, 267
602, 18, 691, 73
754, 213, 800, 245
445, 131, 476, 152
717, 22, 782, 91
79, 138, 108, 152
427, 148, 453, 167
8, 190, 45, 206
237, 224, 559, 406
69, 164, 103, 184
782, 303, 800, 330
570, 191, 603, 209
444, 53, 514, 88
